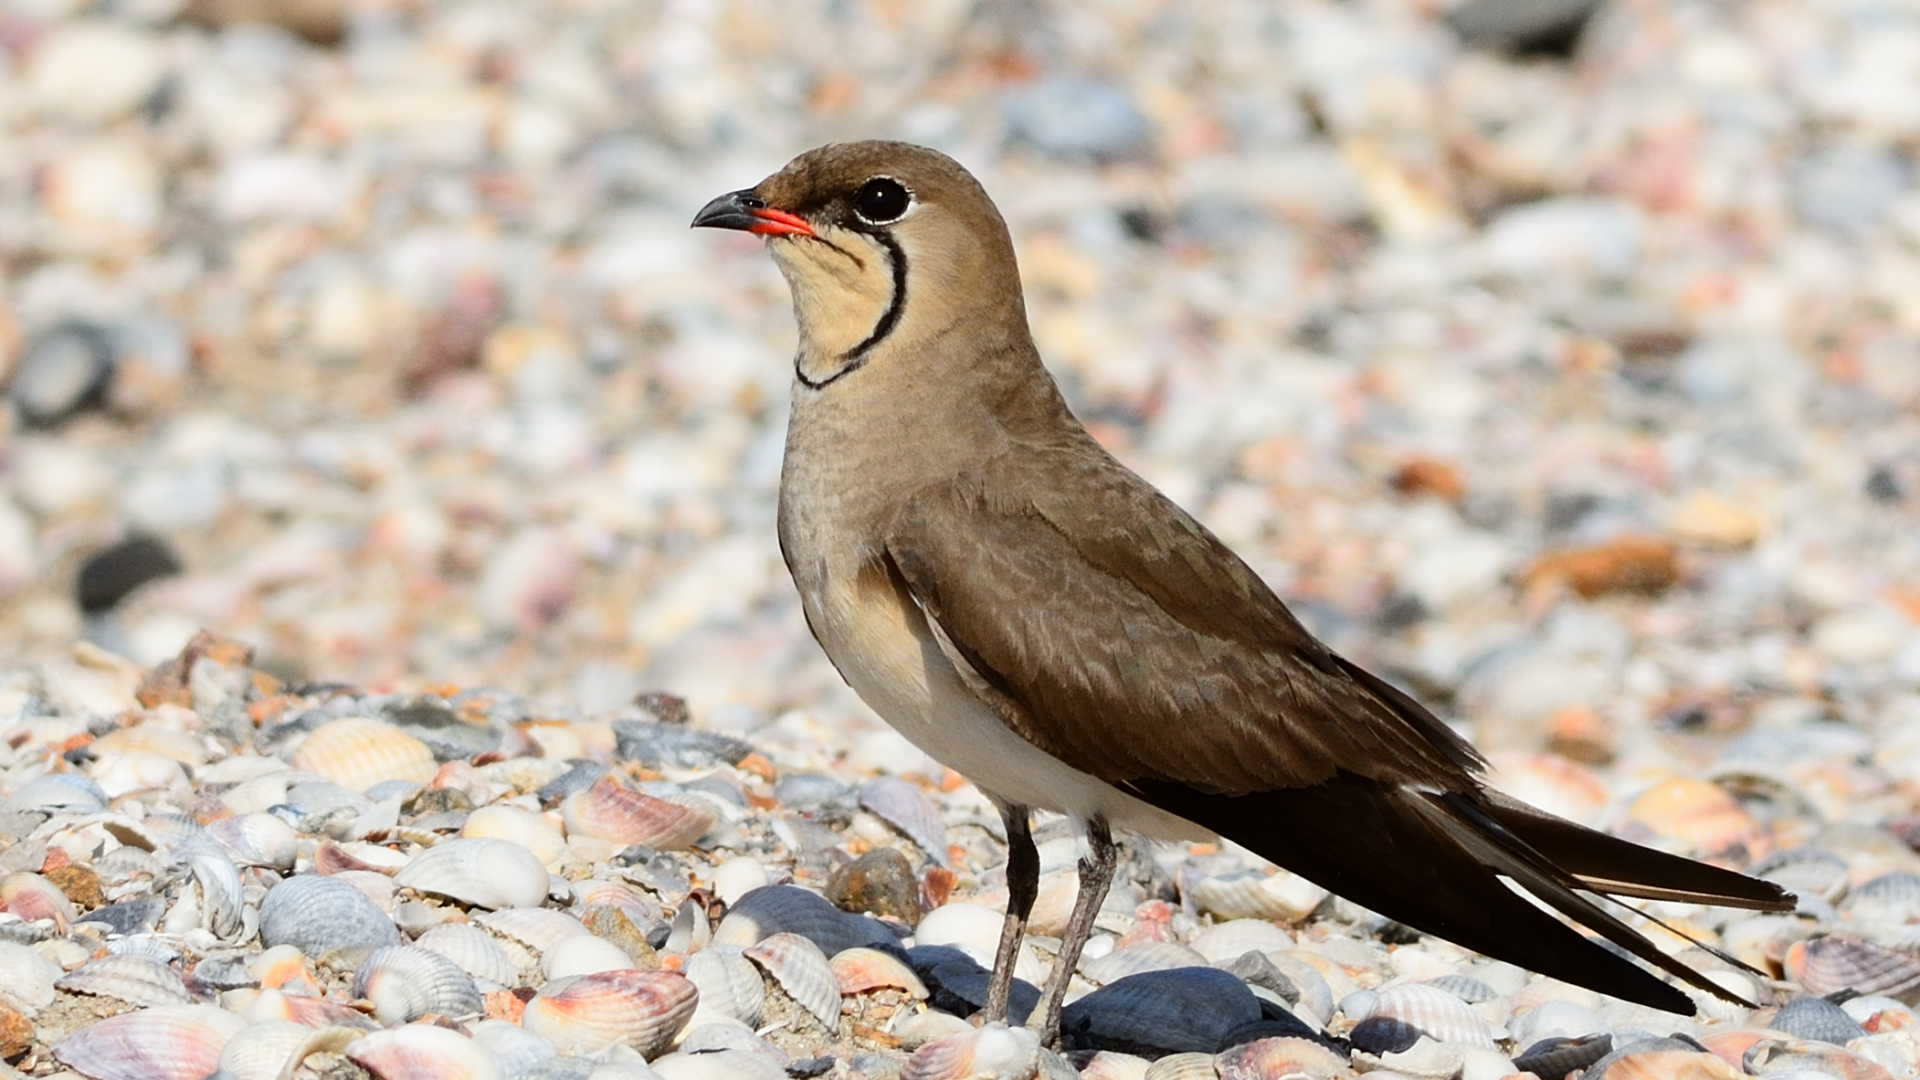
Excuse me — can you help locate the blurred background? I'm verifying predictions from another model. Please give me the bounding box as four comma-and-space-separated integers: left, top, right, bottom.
0, 0, 1917, 760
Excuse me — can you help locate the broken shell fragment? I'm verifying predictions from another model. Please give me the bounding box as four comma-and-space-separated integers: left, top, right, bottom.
832, 946, 929, 998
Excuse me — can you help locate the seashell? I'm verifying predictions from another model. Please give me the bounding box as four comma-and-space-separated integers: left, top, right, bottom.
712, 856, 773, 906
1844, 872, 1920, 925
611, 717, 752, 770
1512, 1033, 1612, 1079
913, 902, 1007, 960
572, 878, 659, 921
469, 1019, 555, 1077
1365, 981, 1497, 1049
832, 946, 928, 998
462, 805, 568, 869
2, 870, 77, 929
1189, 919, 1293, 963
1419, 973, 1498, 1005
476, 906, 591, 952
582, 904, 663, 968
520, 968, 698, 1055
191, 952, 258, 991
1, 772, 108, 815
1189, 871, 1327, 924
393, 837, 551, 910
1214, 1037, 1350, 1080
0, 940, 61, 1014
561, 775, 714, 850
354, 945, 484, 1024
250, 944, 321, 993
53, 1004, 248, 1080
1787, 934, 1920, 1001
651, 1047, 790, 1080
1586, 1048, 1743, 1080
57, 953, 192, 1007
1141, 1052, 1215, 1080
858, 777, 949, 864
903, 1023, 1039, 1080
289, 717, 438, 793
415, 923, 521, 986
713, 885, 895, 954
1082, 941, 1210, 985
685, 947, 766, 1025
1771, 995, 1869, 1045
1742, 1037, 1899, 1080
1624, 778, 1769, 862
187, 847, 245, 939
540, 933, 638, 980
1347, 1015, 1424, 1055
1750, 847, 1851, 904
90, 750, 187, 797
1842, 994, 1918, 1032
1059, 968, 1262, 1056
197, 813, 300, 870
745, 932, 842, 1026
258, 873, 403, 955
215, 1020, 355, 1080
347, 1023, 503, 1080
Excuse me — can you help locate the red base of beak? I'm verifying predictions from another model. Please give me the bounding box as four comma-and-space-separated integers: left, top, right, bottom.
747, 208, 815, 237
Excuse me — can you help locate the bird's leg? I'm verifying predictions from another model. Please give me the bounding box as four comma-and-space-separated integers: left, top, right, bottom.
985, 800, 1037, 1024
1030, 816, 1116, 1046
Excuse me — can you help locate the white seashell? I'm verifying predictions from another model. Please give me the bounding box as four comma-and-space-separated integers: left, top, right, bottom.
476, 906, 591, 952
1367, 982, 1496, 1049
469, 1019, 556, 1077
0, 941, 61, 1014
415, 923, 521, 987
572, 878, 660, 921
541, 934, 638, 980
187, 848, 245, 940
858, 777, 949, 864
199, 813, 300, 870
354, 945, 484, 1024
1081, 941, 1210, 985
913, 902, 1007, 960
831, 946, 928, 998
1359, 1034, 1464, 1080
1142, 1052, 1216, 1080
57, 953, 192, 1007
462, 805, 568, 869
1078, 1051, 1152, 1080
903, 1022, 1038, 1080
521, 969, 698, 1055
685, 947, 766, 1027
1215, 1037, 1350, 1080
711, 856, 771, 906
215, 1020, 350, 1080
895, 1010, 976, 1049
745, 932, 841, 1027
1190, 919, 1294, 963
289, 717, 437, 793
394, 838, 551, 911
90, 750, 187, 797
347, 1023, 503, 1080
1190, 871, 1327, 924
1505, 998, 1608, 1048
53, 1004, 248, 1080
651, 1047, 786, 1080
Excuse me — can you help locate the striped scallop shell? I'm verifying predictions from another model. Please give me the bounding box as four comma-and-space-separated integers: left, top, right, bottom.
346, 1023, 503, 1080
1189, 919, 1293, 963
1624, 778, 1769, 862
1142, 1052, 1216, 1080
571, 877, 660, 921
215, 1021, 355, 1080
561, 775, 714, 850
475, 906, 590, 952
415, 922, 521, 987
1366, 982, 1496, 1049
393, 837, 550, 911
858, 777, 949, 864
461, 805, 568, 869
831, 946, 928, 998
1214, 1037, 1349, 1080
53, 1004, 248, 1080
745, 932, 842, 1026
1189, 871, 1327, 924
258, 873, 403, 955
539, 934, 637, 980
520, 969, 698, 1055
288, 717, 437, 792
685, 946, 765, 1025
902, 1023, 1039, 1080
1843, 872, 1920, 926
1081, 941, 1210, 985
1788, 934, 1920, 1000
57, 953, 192, 1008
353, 945, 483, 1024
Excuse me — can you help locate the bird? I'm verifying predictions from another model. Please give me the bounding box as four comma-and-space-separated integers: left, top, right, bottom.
692, 140, 1792, 1043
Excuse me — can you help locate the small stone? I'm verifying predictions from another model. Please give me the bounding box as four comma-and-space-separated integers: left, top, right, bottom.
76, 534, 182, 615
582, 905, 661, 970
826, 848, 921, 924
1667, 491, 1764, 547
43, 864, 103, 911
0, 999, 31, 1059
1522, 536, 1679, 598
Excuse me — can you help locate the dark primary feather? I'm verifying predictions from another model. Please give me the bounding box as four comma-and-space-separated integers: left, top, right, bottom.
882, 436, 1790, 1012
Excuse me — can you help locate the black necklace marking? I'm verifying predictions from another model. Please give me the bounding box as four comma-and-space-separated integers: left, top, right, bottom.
795, 232, 908, 390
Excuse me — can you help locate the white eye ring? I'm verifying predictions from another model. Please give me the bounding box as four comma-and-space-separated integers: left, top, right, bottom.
852, 176, 915, 225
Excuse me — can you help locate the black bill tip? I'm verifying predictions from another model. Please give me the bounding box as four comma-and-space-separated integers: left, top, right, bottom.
691, 188, 765, 231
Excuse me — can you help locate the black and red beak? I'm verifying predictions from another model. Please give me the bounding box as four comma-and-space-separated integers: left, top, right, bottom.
691, 189, 815, 237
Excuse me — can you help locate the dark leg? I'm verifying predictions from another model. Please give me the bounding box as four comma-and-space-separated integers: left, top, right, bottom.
985, 801, 1038, 1024
1031, 817, 1116, 1046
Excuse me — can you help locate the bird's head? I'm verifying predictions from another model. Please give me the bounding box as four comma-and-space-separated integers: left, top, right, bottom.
693, 141, 1027, 389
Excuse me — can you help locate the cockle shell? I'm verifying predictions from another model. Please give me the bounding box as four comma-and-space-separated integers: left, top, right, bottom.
289, 717, 437, 792
57, 953, 192, 1007
1214, 1037, 1352, 1080
832, 946, 929, 998
215, 1021, 356, 1080
2, 870, 77, 929
53, 1004, 248, 1080
685, 946, 766, 1025
415, 922, 521, 986
197, 812, 299, 869
903, 1023, 1038, 1080
1588, 1048, 1743, 1080
572, 877, 660, 920
1364, 981, 1497, 1049
186, 847, 245, 939
562, 775, 713, 850
1624, 778, 1769, 862
858, 777, 949, 864
469, 1019, 556, 1077
0, 940, 61, 1013
1143, 1052, 1216, 1080
347, 1023, 504, 1080
1772, 995, 1869, 1044
354, 945, 484, 1024
1787, 934, 1920, 1001
1082, 941, 1211, 986
1189, 919, 1294, 963
540, 933, 637, 980
1844, 872, 1920, 925
462, 805, 568, 869
1082, 1052, 1153, 1080
520, 968, 698, 1055
713, 885, 895, 954
258, 873, 403, 955
475, 906, 590, 952
745, 932, 842, 1026
712, 855, 773, 906
393, 837, 550, 910
1189, 871, 1328, 924
90, 749, 187, 796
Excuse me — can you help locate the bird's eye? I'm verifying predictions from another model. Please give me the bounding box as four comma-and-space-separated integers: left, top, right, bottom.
852, 177, 912, 225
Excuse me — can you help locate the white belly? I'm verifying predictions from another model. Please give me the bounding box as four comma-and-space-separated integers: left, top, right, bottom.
808, 571, 1208, 842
